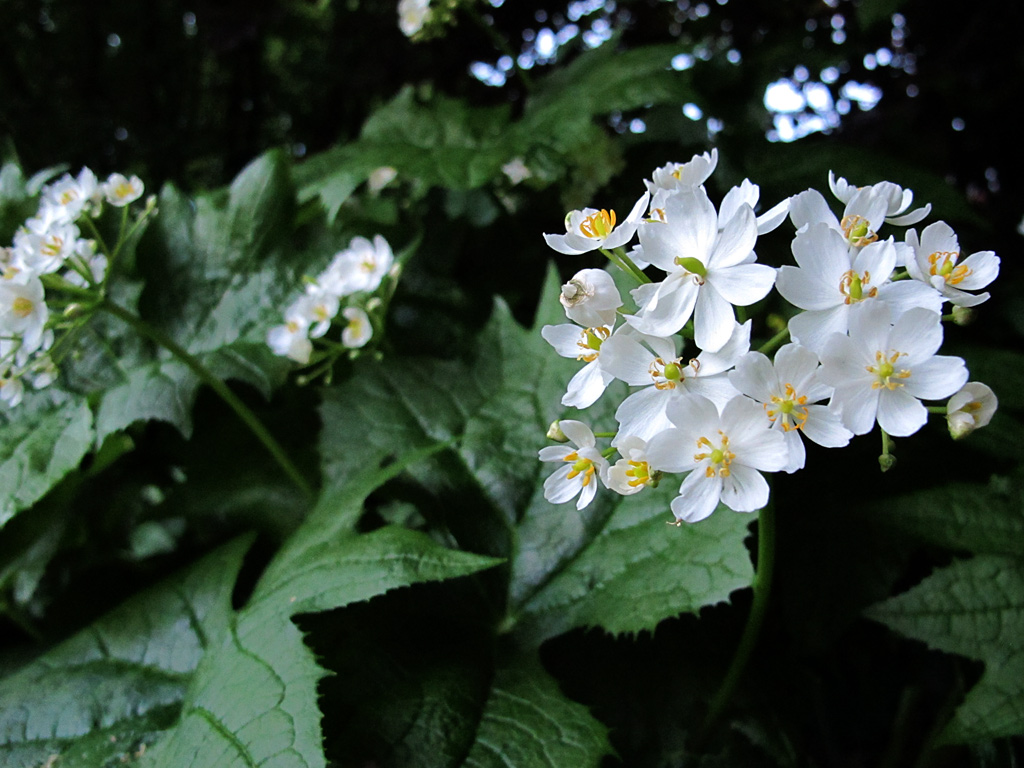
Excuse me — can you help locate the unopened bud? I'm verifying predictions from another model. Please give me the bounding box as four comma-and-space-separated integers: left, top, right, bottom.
878, 453, 897, 472
64, 303, 85, 318
952, 306, 975, 326
546, 420, 568, 442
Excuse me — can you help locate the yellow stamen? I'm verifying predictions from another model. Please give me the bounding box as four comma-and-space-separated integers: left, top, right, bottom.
12, 297, 34, 318
575, 326, 610, 362
867, 350, 911, 390
765, 383, 810, 432
839, 269, 878, 305
840, 214, 878, 246
694, 432, 735, 477
928, 251, 972, 285
579, 209, 617, 239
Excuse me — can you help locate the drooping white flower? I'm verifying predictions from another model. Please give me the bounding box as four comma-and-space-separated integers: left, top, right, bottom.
904, 222, 1000, 307
543, 192, 649, 256
541, 322, 617, 408
646, 394, 788, 523
729, 344, 852, 473
398, 0, 431, 37
558, 268, 622, 327
605, 435, 658, 495
341, 307, 372, 348
946, 382, 997, 439
776, 222, 942, 353
626, 185, 775, 351
538, 420, 610, 510
601, 320, 749, 443
103, 173, 145, 207
819, 304, 968, 437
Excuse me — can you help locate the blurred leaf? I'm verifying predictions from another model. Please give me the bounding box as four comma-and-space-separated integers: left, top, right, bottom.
0, 535, 252, 768
94, 360, 197, 440
866, 555, 1024, 743
0, 393, 93, 529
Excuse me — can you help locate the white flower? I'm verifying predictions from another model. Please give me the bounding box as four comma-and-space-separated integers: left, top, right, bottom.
103, 173, 145, 207
776, 222, 942, 353
947, 382, 997, 439
501, 158, 532, 185
828, 173, 932, 226
819, 304, 968, 437
718, 178, 791, 235
398, 0, 431, 37
601, 320, 749, 443
904, 222, 1000, 307
538, 420, 610, 510
39, 168, 100, 223
626, 185, 775, 351
646, 394, 788, 523
541, 322, 617, 408
341, 307, 372, 348
11, 221, 83, 278
789, 187, 890, 248
543, 193, 649, 256
267, 298, 314, 364
0, 367, 25, 407
645, 149, 718, 195
558, 268, 622, 327
729, 344, 852, 473
605, 436, 658, 495
0, 277, 49, 356
320, 235, 394, 296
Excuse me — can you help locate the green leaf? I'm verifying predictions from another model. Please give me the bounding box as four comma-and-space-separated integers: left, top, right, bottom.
865, 555, 1024, 743
462, 655, 612, 768
513, 483, 755, 643
867, 474, 1024, 556
94, 360, 198, 440
0, 535, 252, 767
0, 393, 93, 529
321, 265, 756, 645
143, 454, 502, 768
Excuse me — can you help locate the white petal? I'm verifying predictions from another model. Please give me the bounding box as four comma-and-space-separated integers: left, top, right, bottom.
876, 388, 927, 437
904, 356, 968, 401
780, 429, 806, 474
776, 265, 841, 312
788, 305, 849, 355
800, 404, 853, 448
646, 427, 694, 474
562, 362, 614, 408
694, 284, 736, 353
541, 324, 588, 358
615, 387, 674, 444
720, 464, 770, 512
709, 263, 777, 307
559, 419, 596, 448
670, 471, 722, 523
729, 351, 777, 402
832, 382, 880, 435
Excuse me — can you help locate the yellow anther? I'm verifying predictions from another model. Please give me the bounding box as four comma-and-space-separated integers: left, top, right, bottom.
839, 269, 878, 305
928, 251, 972, 285
579, 209, 617, 239
840, 214, 878, 246
12, 297, 33, 318
576, 326, 610, 362
868, 350, 911, 390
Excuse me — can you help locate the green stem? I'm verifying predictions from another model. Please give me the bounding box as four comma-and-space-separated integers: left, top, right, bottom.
601, 247, 650, 285
80, 215, 113, 263
697, 503, 776, 744
757, 325, 790, 356
926, 405, 947, 414
100, 300, 313, 498
941, 313, 955, 322
879, 429, 896, 472
593, 431, 617, 439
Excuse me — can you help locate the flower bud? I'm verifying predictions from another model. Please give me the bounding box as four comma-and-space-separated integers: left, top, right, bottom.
546, 419, 568, 442
947, 382, 997, 439
878, 453, 897, 472
951, 306, 975, 326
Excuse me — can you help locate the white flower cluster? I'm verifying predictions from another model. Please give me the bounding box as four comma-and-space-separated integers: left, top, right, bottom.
267, 235, 395, 364
1, 168, 144, 406
539, 152, 1000, 523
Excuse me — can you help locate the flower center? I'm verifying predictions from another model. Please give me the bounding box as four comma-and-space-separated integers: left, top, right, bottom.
694, 432, 735, 478
114, 182, 134, 200
575, 326, 610, 362
764, 383, 810, 431
839, 269, 878, 304
840, 214, 878, 246
563, 451, 597, 487
41, 235, 64, 258
673, 255, 707, 280
560, 279, 591, 307
625, 460, 657, 488
578, 209, 616, 239
867, 350, 911, 390
649, 356, 699, 390
12, 297, 34, 318
927, 251, 972, 285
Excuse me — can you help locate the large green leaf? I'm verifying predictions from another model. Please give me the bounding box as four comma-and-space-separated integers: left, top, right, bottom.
865, 555, 1024, 743
0, 393, 93, 529
141, 453, 502, 768
0, 535, 253, 768
462, 655, 612, 768
321, 265, 756, 646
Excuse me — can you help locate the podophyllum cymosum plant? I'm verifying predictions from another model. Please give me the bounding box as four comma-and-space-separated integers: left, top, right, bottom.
537, 148, 1001, 736
0, 164, 402, 499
